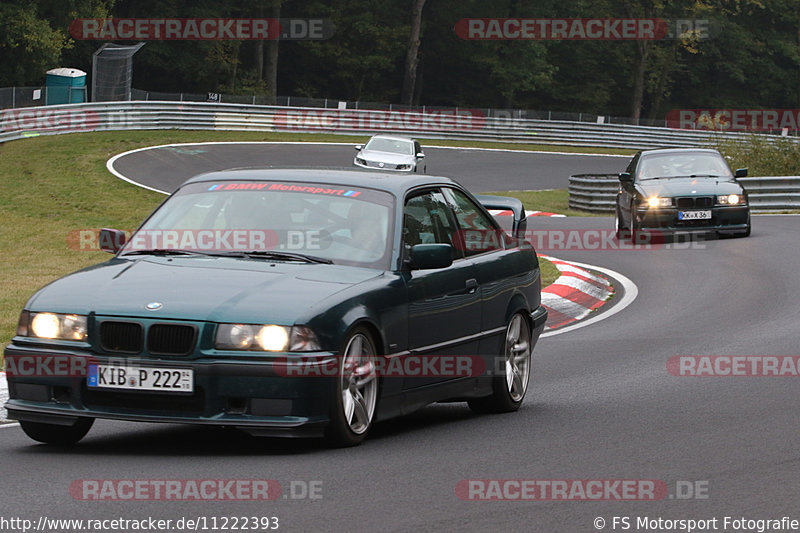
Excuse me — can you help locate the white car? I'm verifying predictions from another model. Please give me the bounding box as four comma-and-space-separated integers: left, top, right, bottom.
353, 135, 426, 173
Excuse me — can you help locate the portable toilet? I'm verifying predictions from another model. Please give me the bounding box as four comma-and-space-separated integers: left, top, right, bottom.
45, 68, 87, 105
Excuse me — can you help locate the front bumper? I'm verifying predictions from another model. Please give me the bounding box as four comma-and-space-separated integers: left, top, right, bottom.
353, 159, 414, 172
635, 205, 749, 234
3, 344, 341, 437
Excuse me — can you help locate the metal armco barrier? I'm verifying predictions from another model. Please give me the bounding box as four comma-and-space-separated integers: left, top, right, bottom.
569, 173, 800, 213
0, 100, 783, 150
568, 174, 620, 213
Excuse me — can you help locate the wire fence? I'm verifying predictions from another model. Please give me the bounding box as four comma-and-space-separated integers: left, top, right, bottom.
0, 85, 730, 130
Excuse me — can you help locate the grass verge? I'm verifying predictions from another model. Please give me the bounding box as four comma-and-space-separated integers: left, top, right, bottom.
484, 189, 606, 217
538, 257, 560, 287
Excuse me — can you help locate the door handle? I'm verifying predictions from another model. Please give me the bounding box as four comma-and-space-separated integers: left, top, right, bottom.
466, 278, 478, 293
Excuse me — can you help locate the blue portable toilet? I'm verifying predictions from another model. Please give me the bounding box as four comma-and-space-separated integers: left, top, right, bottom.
45, 68, 87, 105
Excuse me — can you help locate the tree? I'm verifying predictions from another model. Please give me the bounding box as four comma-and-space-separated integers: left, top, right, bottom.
400, 0, 426, 105
0, 1, 71, 86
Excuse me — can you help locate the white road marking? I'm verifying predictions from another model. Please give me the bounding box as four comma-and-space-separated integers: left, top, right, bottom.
541, 261, 638, 338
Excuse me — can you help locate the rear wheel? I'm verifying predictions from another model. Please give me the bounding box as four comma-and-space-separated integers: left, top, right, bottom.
468, 313, 532, 414
324, 328, 379, 447
19, 418, 93, 445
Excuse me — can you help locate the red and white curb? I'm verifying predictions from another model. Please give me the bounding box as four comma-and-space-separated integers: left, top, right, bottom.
540, 255, 614, 330
540, 258, 638, 338
488, 209, 566, 218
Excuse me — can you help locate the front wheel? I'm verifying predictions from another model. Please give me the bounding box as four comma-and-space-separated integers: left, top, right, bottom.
468, 313, 532, 414
324, 328, 379, 447
19, 418, 94, 445
615, 206, 627, 239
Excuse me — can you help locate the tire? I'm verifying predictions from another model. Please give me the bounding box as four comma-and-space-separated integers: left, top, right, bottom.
468, 313, 532, 414
324, 327, 379, 447
737, 214, 752, 237
629, 216, 643, 244
615, 206, 626, 239
19, 418, 93, 445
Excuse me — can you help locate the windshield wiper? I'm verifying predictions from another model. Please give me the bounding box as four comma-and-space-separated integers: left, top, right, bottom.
119, 249, 212, 257
645, 174, 721, 180
228, 250, 334, 264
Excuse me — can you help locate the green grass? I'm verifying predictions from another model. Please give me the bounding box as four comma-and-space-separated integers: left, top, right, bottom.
538, 257, 560, 287
484, 188, 606, 217
0, 130, 614, 358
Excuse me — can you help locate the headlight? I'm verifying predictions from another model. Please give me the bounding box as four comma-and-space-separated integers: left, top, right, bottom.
717, 193, 744, 205
397, 164, 411, 170
24, 312, 88, 341
355, 158, 366, 165
646, 196, 672, 208
215, 324, 320, 352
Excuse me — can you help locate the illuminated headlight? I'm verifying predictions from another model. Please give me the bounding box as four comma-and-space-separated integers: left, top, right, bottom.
647, 196, 671, 208
215, 324, 320, 352
717, 193, 744, 205
22, 311, 88, 341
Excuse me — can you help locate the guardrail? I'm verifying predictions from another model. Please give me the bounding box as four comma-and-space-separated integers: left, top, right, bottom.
0, 100, 787, 150
568, 173, 800, 213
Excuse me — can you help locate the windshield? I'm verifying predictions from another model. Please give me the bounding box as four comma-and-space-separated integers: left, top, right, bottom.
122, 180, 395, 269
364, 137, 414, 155
638, 153, 733, 180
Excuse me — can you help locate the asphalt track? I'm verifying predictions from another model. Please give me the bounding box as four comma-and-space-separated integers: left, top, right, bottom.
109, 142, 629, 193
2, 143, 799, 532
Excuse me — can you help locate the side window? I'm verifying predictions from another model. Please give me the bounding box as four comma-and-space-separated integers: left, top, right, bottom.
403, 190, 462, 260
414, 141, 422, 155
444, 188, 503, 256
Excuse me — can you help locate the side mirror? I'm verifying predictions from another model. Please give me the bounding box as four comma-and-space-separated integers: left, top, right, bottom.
354, 145, 362, 151
735, 168, 748, 178
416, 153, 425, 158
618, 172, 633, 183
99, 228, 127, 253
409, 244, 452, 270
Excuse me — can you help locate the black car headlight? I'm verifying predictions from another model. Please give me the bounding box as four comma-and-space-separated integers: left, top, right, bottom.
717, 194, 746, 205
397, 164, 411, 170
19, 310, 88, 341
215, 324, 321, 352
355, 157, 367, 165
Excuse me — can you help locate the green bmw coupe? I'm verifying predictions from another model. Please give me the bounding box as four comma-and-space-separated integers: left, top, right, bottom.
5, 169, 547, 447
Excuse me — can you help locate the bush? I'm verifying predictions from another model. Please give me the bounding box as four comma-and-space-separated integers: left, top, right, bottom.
713, 134, 800, 176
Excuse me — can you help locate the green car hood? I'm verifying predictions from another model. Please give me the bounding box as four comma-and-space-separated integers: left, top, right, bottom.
27, 256, 381, 325
637, 177, 743, 197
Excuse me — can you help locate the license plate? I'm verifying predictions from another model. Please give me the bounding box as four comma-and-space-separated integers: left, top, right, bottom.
678, 210, 712, 220
87, 364, 193, 392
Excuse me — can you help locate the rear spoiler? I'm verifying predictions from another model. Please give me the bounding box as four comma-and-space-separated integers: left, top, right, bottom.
475, 194, 527, 237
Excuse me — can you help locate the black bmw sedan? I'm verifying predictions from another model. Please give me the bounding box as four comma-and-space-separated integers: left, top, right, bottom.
615, 148, 750, 240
